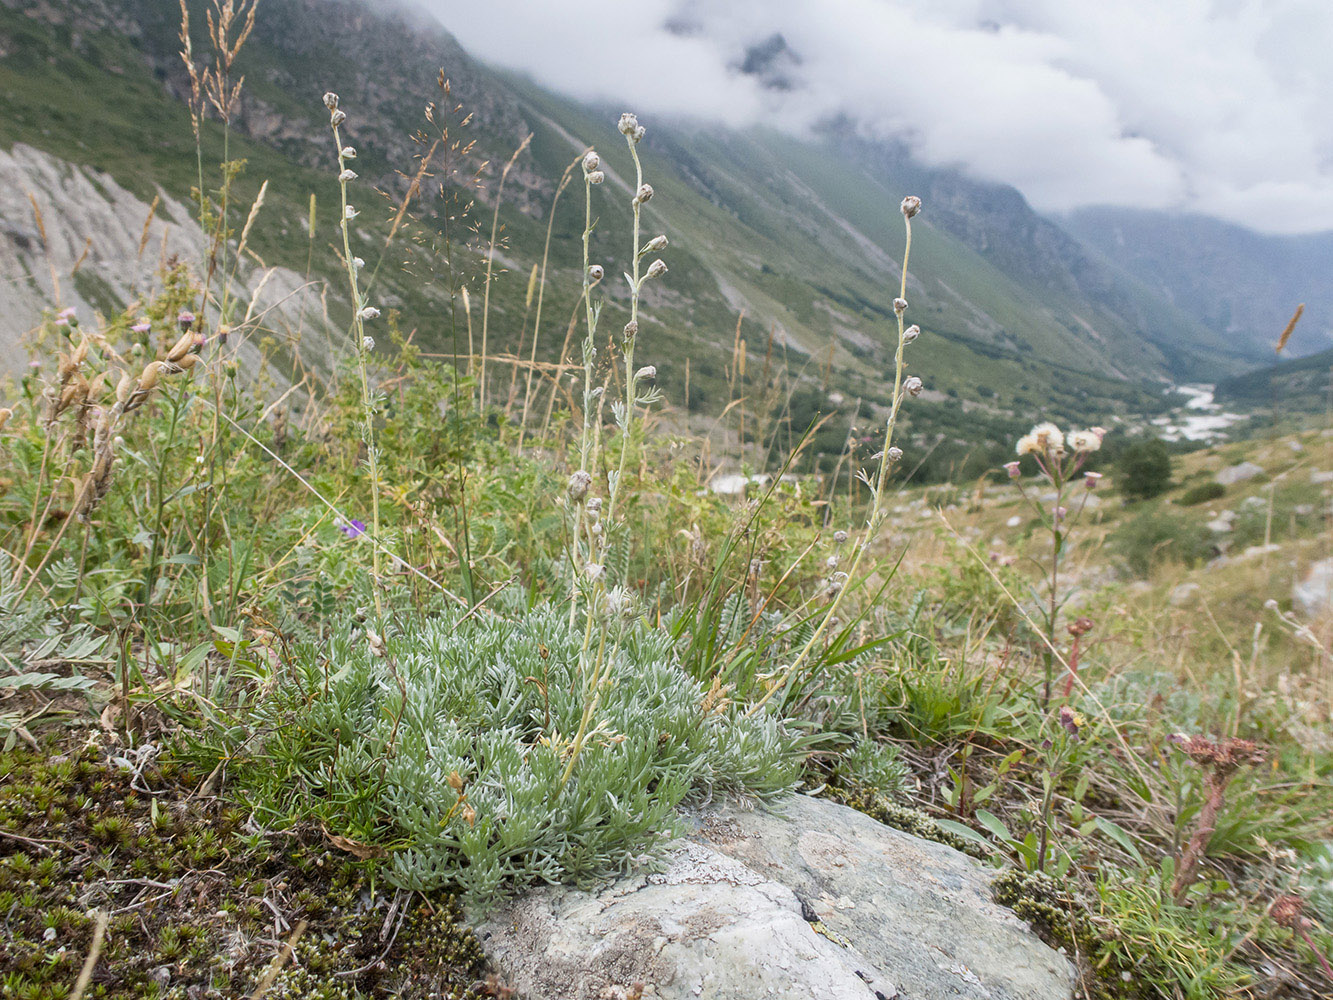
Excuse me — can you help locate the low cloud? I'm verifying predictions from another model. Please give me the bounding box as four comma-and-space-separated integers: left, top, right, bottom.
415, 0, 1333, 234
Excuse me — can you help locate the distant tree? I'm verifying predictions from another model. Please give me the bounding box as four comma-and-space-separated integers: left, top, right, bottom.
1117, 439, 1173, 501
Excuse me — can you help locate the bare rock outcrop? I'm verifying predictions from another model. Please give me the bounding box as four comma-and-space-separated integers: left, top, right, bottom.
477, 794, 1075, 1000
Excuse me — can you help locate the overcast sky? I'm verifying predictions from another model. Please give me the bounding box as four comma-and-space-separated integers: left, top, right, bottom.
415, 0, 1333, 235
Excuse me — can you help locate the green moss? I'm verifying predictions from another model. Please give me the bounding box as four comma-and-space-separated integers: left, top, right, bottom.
821, 781, 985, 858
0, 741, 492, 999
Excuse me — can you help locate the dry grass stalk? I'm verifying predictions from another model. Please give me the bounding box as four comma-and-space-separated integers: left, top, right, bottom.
478, 133, 533, 411
1276, 303, 1305, 354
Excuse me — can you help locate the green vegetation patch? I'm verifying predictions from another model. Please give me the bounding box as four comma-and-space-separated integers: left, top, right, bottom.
189, 604, 803, 904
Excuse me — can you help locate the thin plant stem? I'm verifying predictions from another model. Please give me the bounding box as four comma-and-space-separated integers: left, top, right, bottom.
331, 115, 383, 621
747, 206, 915, 718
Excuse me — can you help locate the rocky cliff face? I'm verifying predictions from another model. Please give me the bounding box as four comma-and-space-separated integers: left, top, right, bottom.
0, 142, 327, 377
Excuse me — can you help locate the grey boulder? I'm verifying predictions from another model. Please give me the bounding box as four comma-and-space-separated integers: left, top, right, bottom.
476, 794, 1075, 999
1215, 461, 1264, 485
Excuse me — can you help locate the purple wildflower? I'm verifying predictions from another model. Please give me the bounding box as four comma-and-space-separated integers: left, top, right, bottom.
131, 322, 151, 335
338, 518, 367, 538
178, 311, 196, 330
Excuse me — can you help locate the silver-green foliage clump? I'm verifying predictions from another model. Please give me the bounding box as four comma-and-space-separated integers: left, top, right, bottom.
833, 738, 912, 800
219, 604, 800, 904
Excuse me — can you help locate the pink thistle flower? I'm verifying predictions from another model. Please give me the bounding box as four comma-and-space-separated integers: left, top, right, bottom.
1085, 471, 1103, 489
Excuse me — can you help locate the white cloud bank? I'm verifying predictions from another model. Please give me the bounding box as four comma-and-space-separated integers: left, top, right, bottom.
411, 0, 1333, 235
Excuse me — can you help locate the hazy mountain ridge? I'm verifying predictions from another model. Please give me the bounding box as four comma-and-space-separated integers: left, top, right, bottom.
1064, 207, 1333, 361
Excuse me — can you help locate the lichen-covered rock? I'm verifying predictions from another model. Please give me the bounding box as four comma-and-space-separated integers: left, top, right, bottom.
476, 794, 1075, 999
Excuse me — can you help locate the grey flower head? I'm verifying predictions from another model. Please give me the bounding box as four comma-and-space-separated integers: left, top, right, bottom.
618, 112, 640, 136
587, 170, 605, 185
903, 325, 920, 344
588, 264, 604, 282
323, 92, 339, 110
357, 306, 380, 321
888, 446, 903, 462
893, 297, 908, 314
900, 195, 922, 219
634, 183, 654, 205
623, 320, 639, 340
644, 234, 668, 253
635, 365, 656, 381
903, 376, 923, 397
330, 109, 347, 127
568, 470, 593, 501
645, 259, 668, 280
834, 530, 848, 544
583, 150, 600, 173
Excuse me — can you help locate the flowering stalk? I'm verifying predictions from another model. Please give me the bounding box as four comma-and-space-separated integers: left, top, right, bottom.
606, 112, 658, 525
747, 195, 922, 718
1009, 424, 1105, 705
326, 92, 383, 620
1167, 734, 1264, 903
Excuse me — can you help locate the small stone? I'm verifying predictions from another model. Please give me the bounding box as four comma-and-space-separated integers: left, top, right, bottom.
1215, 461, 1263, 486
1293, 558, 1333, 620
1169, 582, 1201, 607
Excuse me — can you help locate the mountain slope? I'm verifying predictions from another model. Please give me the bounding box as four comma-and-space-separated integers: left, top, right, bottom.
0, 0, 1259, 473
1064, 207, 1333, 361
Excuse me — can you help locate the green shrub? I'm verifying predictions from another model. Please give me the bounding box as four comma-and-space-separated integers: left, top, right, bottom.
1178, 481, 1225, 506
1112, 506, 1213, 576
1118, 439, 1174, 501
194, 603, 801, 904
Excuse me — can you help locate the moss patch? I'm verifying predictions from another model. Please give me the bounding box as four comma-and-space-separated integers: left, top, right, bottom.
0, 740, 496, 999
